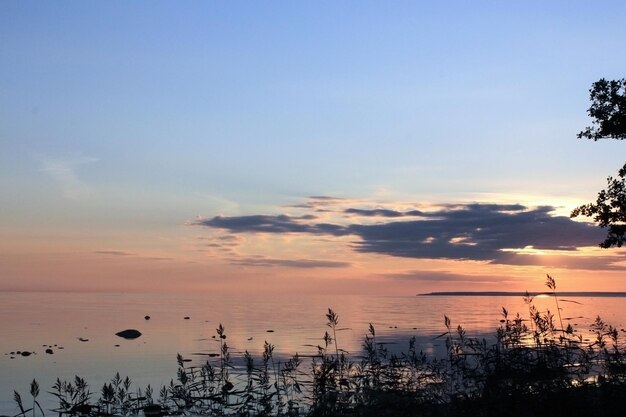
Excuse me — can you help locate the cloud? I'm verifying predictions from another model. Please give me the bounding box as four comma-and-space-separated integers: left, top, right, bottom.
94, 250, 135, 256
38, 155, 97, 200
344, 208, 424, 217
199, 214, 347, 236
494, 252, 626, 271
94, 251, 173, 261
284, 195, 348, 210
383, 270, 526, 284
347, 204, 602, 262
198, 234, 241, 249
195, 202, 610, 267
229, 257, 350, 268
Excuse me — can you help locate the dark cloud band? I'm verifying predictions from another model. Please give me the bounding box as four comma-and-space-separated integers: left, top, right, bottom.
194, 203, 608, 266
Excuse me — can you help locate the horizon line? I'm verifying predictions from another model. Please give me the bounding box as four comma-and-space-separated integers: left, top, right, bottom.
418, 291, 626, 298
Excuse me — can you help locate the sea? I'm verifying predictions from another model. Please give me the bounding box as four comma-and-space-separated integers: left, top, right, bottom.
2, 291, 626, 415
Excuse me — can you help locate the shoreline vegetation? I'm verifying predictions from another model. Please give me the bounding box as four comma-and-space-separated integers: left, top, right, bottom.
8, 277, 626, 417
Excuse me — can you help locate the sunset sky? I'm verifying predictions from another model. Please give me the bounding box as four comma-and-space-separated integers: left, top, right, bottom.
1, 1, 625, 294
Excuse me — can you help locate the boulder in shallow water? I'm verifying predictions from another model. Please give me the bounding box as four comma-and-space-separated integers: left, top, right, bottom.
71, 404, 92, 415
143, 404, 164, 417
115, 329, 142, 339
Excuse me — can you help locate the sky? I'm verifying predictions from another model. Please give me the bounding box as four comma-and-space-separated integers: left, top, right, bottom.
1, 1, 625, 294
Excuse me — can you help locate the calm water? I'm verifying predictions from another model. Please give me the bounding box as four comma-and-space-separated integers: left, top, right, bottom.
2, 291, 626, 415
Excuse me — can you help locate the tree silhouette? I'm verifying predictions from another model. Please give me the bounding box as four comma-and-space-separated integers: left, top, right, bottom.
577, 78, 626, 141
571, 166, 626, 248
571, 78, 626, 248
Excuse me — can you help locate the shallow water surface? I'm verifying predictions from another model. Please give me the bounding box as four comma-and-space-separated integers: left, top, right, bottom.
1, 291, 625, 415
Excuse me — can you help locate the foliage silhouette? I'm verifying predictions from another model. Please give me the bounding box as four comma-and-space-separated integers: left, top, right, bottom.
571, 164, 626, 247
572, 78, 626, 247
577, 78, 626, 141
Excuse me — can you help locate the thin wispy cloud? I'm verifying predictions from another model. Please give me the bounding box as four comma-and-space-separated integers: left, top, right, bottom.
94, 250, 136, 256
383, 270, 526, 284
38, 155, 97, 200
284, 195, 349, 210
230, 257, 350, 269
344, 208, 424, 218
204, 214, 343, 235
200, 235, 240, 253
494, 252, 626, 271
93, 250, 173, 262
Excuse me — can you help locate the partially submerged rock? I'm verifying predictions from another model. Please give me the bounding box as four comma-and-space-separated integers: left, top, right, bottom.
115, 329, 142, 339
143, 404, 164, 417
71, 404, 92, 415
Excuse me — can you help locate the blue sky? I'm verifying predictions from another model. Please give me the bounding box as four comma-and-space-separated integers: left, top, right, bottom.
1, 1, 625, 293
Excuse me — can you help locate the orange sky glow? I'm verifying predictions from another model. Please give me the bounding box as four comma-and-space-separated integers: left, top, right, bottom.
2, 196, 624, 295
2, 2, 625, 295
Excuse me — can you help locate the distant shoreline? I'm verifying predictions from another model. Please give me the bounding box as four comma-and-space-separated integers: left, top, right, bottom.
418, 291, 626, 297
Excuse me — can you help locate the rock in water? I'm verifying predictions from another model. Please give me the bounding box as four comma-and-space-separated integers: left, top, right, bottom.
115, 329, 142, 339
45, 348, 54, 354
143, 404, 164, 417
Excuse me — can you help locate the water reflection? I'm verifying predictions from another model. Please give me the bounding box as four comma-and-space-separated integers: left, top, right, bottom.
1, 292, 625, 414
